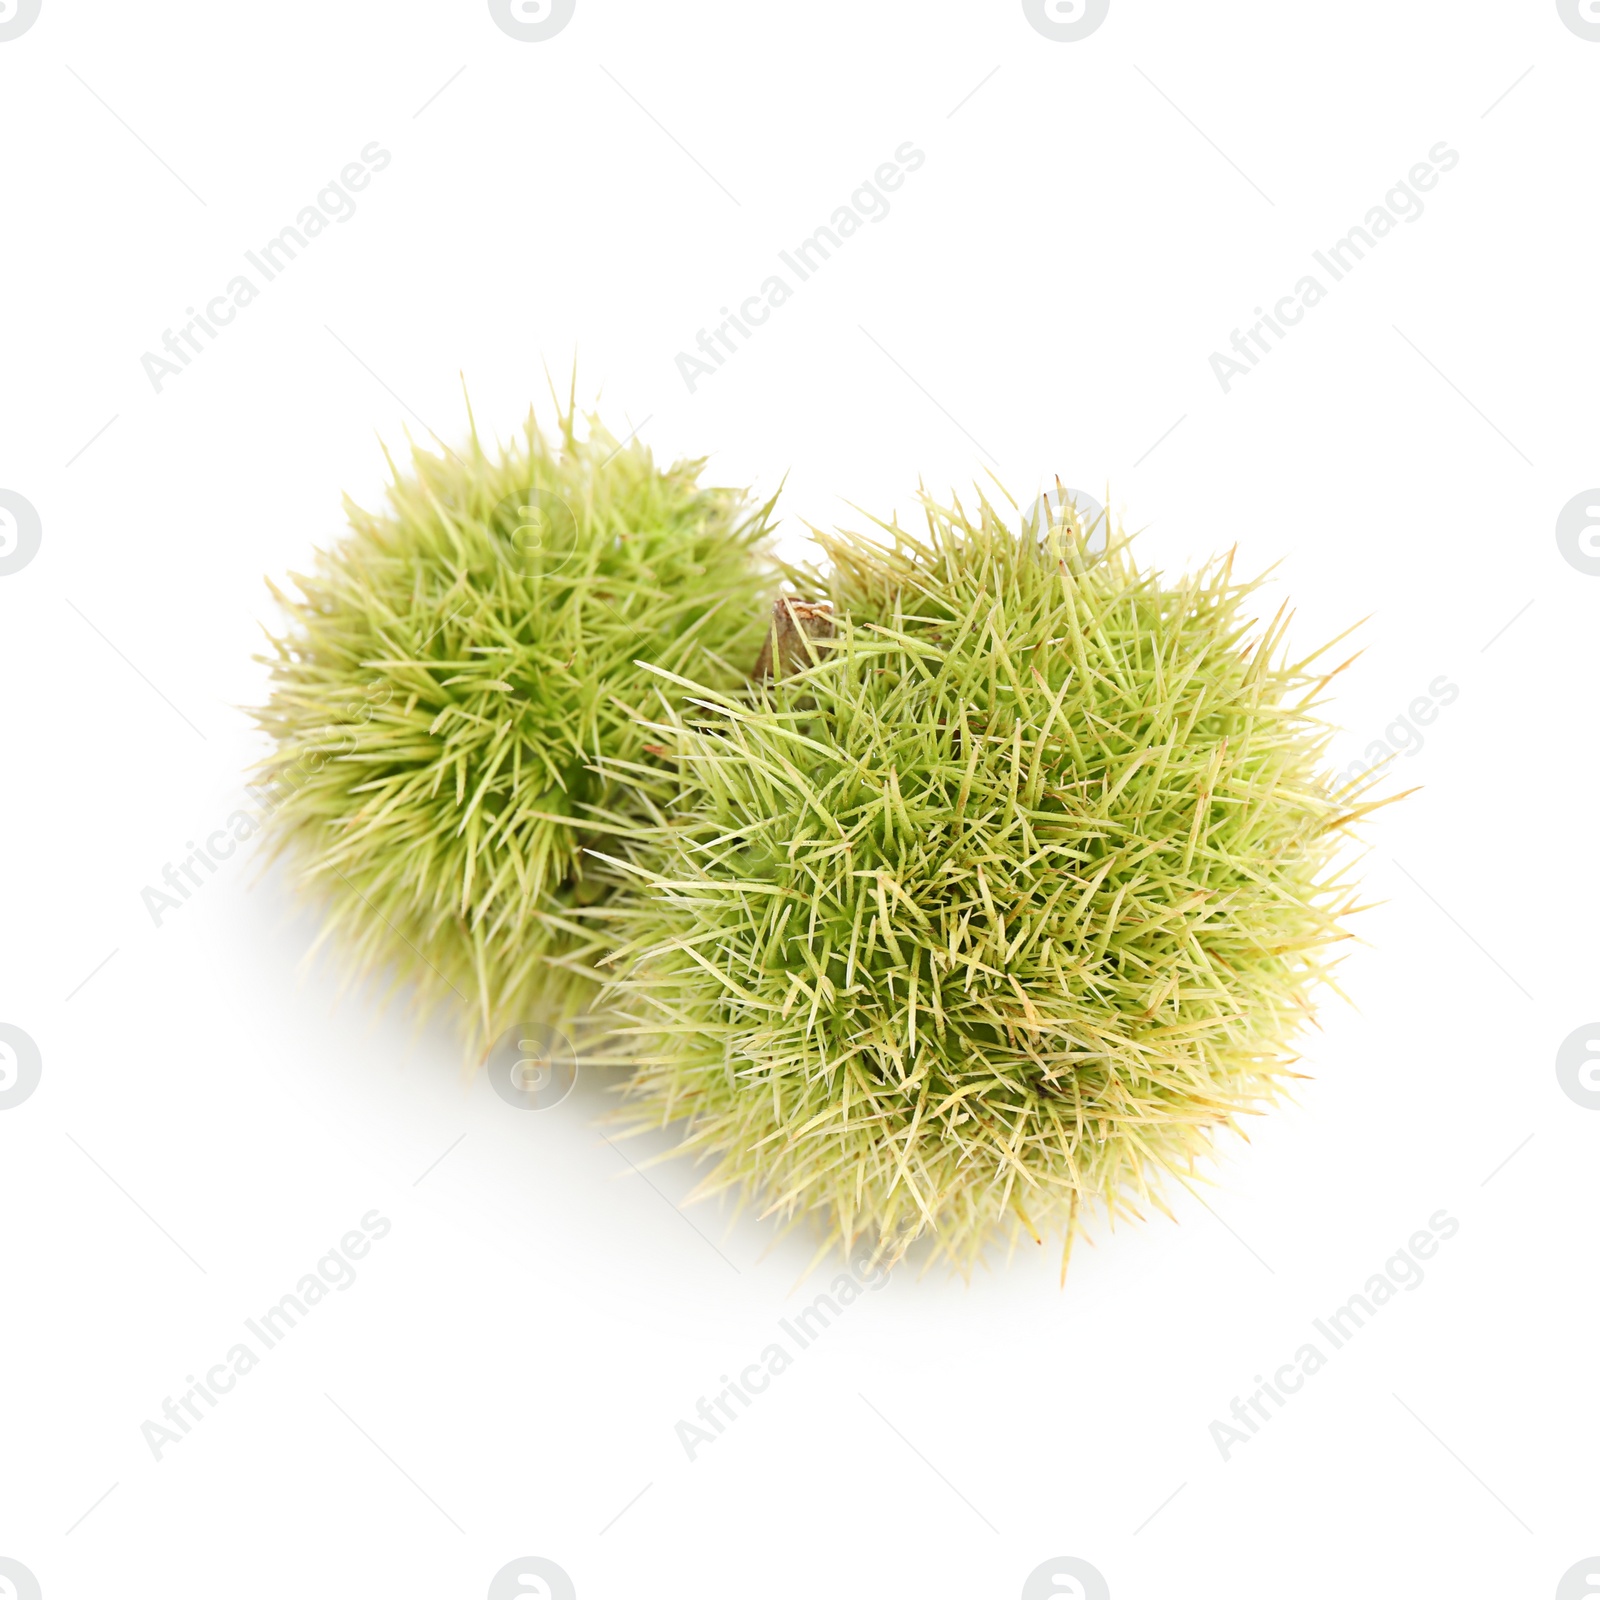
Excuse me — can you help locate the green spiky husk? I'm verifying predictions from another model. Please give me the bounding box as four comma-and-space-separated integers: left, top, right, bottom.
254, 404, 779, 1046
602, 492, 1378, 1273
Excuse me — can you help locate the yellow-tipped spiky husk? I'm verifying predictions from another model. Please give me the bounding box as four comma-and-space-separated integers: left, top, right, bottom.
601, 491, 1381, 1274
254, 401, 779, 1048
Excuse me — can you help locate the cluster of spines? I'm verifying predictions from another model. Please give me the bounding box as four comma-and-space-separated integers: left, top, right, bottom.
597, 490, 1383, 1273
254, 400, 777, 1046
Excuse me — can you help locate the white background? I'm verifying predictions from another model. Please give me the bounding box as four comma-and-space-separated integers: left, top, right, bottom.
2, 2, 1597, 1597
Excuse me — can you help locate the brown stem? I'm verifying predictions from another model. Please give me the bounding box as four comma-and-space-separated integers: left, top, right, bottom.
753, 597, 835, 680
